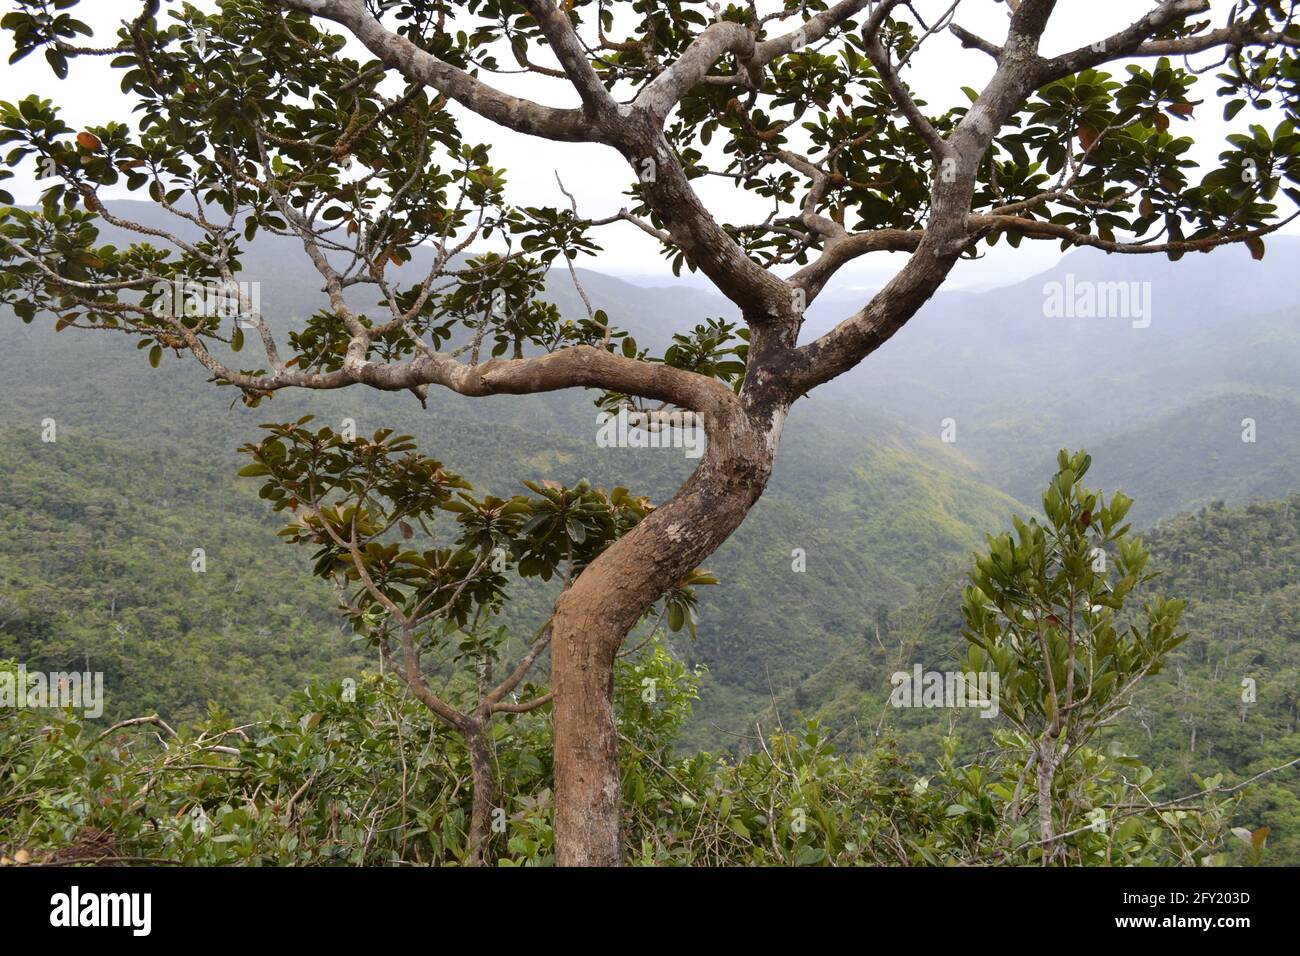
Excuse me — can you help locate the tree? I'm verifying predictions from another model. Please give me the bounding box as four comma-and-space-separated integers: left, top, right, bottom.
960, 450, 1193, 864
234, 417, 705, 864
1, 0, 1298, 865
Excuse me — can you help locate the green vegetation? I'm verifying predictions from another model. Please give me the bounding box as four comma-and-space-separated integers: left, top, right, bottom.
0, 426, 364, 724
958, 450, 1193, 864
4, 455, 1287, 866
1130, 497, 1300, 864
0, 307, 1024, 746
790, 492, 1300, 864
3, 201, 1297, 753
0, 647, 1236, 866
1, 327, 1295, 863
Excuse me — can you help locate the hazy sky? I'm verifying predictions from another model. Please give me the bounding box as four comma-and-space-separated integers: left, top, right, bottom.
1, 0, 1290, 291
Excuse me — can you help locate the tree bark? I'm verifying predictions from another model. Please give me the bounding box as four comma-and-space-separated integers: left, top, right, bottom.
550, 609, 623, 865
465, 721, 497, 867
1036, 748, 1058, 866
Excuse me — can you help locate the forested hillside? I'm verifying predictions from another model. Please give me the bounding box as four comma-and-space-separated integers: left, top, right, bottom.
0, 206, 1030, 741
0, 426, 363, 722
1011, 396, 1300, 524
790, 495, 1300, 863
1, 205, 1297, 753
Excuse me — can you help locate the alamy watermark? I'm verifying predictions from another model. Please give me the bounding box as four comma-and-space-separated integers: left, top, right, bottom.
1043, 274, 1152, 329
151, 277, 261, 326
596, 407, 705, 459
0, 666, 104, 718
889, 664, 999, 719
50, 886, 151, 936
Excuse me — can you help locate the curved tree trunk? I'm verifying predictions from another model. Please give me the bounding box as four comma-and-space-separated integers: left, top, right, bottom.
551, 392, 788, 865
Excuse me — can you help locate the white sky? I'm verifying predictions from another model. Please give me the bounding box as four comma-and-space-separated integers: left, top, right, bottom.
0, 0, 1290, 290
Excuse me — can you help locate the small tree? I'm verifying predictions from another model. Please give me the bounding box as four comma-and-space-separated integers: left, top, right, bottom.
961, 449, 1190, 863
2, 0, 1298, 863
237, 416, 708, 863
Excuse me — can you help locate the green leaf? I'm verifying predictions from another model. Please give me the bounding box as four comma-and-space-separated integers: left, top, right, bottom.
794, 845, 825, 866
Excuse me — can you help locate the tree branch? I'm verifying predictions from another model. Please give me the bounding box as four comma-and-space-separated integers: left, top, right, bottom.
972, 211, 1298, 254
271, 0, 602, 142
863, 0, 950, 160
517, 0, 618, 119
1038, 0, 1212, 82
